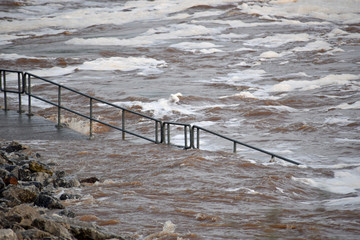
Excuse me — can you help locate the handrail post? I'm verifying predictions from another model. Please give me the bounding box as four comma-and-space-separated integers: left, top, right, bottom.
184, 125, 188, 149
122, 109, 125, 140
17, 72, 23, 113
27, 74, 33, 116
57, 85, 61, 128
167, 123, 170, 144
89, 98, 93, 138
161, 122, 165, 143
155, 121, 159, 143
196, 127, 200, 149
2, 71, 7, 111
233, 142, 237, 153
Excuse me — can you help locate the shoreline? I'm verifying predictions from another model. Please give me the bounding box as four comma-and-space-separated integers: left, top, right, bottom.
0, 140, 131, 240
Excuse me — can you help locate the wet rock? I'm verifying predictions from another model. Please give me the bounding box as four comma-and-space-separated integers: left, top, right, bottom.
2, 174, 18, 186
17, 228, 52, 240
80, 177, 100, 184
0, 229, 17, 240
0, 151, 10, 164
53, 176, 80, 188
34, 192, 64, 209
19, 181, 43, 192
0, 178, 5, 191
30, 171, 51, 183
59, 209, 76, 218
3, 141, 25, 153
17, 166, 32, 181
1, 185, 37, 206
5, 204, 41, 229
0, 168, 10, 179
70, 225, 119, 240
29, 160, 53, 176
32, 217, 74, 239
55, 170, 66, 178
60, 193, 81, 200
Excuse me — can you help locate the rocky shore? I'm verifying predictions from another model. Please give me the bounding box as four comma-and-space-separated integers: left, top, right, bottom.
0, 141, 131, 240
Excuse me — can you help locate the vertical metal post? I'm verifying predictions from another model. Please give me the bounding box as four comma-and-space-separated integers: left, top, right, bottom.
155, 121, 159, 143
233, 142, 237, 153
184, 126, 188, 149
196, 128, 200, 149
167, 123, 170, 144
2, 71, 7, 111
57, 85, 61, 127
27, 74, 32, 116
89, 98, 93, 138
17, 72, 22, 113
122, 109, 125, 140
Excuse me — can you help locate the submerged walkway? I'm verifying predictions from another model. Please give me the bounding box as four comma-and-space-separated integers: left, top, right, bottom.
0, 109, 86, 141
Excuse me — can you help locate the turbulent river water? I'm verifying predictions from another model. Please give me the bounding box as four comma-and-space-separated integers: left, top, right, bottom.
1, 0, 360, 239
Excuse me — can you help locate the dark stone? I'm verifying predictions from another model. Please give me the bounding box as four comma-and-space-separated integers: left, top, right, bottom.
4, 141, 24, 153
1, 185, 37, 206
53, 176, 80, 188
0, 178, 5, 190
3, 174, 18, 186
18, 166, 32, 181
32, 217, 73, 239
17, 228, 52, 240
29, 160, 53, 176
59, 209, 76, 218
19, 181, 43, 191
0, 168, 10, 179
0, 151, 10, 164
55, 170, 66, 178
70, 226, 120, 240
34, 193, 64, 209
80, 177, 100, 184
60, 193, 81, 200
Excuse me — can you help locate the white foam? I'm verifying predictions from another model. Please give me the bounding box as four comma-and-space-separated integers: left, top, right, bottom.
215, 69, 267, 85
78, 57, 167, 75
334, 101, 360, 110
110, 93, 196, 119
292, 167, 360, 195
0, 35, 25, 45
244, 33, 311, 48
241, 0, 360, 24
30, 66, 75, 77
259, 51, 281, 59
271, 74, 359, 92
170, 41, 223, 54
66, 23, 223, 47
0, 53, 40, 60
292, 40, 332, 52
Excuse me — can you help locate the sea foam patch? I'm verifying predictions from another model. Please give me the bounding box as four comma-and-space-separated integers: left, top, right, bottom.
241, 0, 360, 24
78, 57, 167, 75
271, 74, 359, 92
293, 166, 360, 195
244, 33, 311, 48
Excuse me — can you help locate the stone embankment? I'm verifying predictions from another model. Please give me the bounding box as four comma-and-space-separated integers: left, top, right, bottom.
0, 141, 131, 240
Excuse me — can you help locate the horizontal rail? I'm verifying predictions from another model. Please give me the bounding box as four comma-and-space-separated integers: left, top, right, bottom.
0, 69, 302, 165
192, 125, 300, 165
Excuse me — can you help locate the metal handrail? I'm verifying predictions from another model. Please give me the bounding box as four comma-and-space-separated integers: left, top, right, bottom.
0, 70, 24, 112
192, 125, 300, 165
162, 121, 192, 149
0, 69, 301, 165
23, 72, 162, 143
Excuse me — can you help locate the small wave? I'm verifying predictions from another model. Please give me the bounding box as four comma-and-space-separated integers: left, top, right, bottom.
292, 166, 360, 195
271, 74, 359, 92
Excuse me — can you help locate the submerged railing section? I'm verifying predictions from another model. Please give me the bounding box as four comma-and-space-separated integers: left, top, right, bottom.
0, 69, 301, 165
